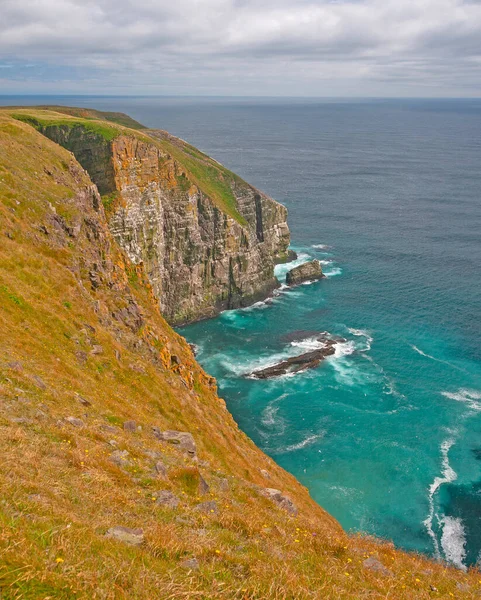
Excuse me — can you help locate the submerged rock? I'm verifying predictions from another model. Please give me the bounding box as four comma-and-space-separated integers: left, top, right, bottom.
286, 260, 323, 285
249, 335, 342, 379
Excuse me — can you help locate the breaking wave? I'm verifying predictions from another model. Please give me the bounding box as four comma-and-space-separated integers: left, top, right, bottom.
441, 389, 481, 412
441, 516, 467, 571
273, 432, 325, 454
423, 437, 458, 560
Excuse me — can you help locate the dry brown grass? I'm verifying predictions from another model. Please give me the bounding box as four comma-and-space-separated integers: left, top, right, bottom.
0, 111, 480, 599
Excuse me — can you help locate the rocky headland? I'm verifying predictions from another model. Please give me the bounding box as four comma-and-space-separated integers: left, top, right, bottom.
0, 106, 477, 599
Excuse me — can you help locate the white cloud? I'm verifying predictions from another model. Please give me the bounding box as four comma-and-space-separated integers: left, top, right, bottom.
1, 0, 481, 95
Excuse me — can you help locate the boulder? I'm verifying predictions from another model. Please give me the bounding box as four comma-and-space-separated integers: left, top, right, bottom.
181, 557, 199, 570
65, 416, 85, 428
109, 450, 131, 468
262, 488, 298, 516
154, 490, 179, 509
198, 474, 210, 495
123, 420, 137, 433
195, 501, 218, 515
286, 260, 323, 285
152, 429, 196, 458
105, 526, 144, 546
154, 460, 168, 478
362, 557, 393, 577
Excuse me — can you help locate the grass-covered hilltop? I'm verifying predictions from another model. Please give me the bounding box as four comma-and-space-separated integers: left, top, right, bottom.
0, 107, 479, 599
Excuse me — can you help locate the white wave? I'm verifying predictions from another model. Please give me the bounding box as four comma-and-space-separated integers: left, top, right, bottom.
333, 340, 356, 358
411, 345, 467, 373
261, 404, 286, 433
290, 336, 327, 351
348, 328, 373, 352
324, 267, 342, 278
319, 259, 334, 266
441, 389, 481, 412
276, 433, 324, 453
312, 244, 331, 250
239, 299, 270, 312
423, 437, 458, 559
274, 252, 311, 281
441, 516, 467, 571
412, 345, 438, 360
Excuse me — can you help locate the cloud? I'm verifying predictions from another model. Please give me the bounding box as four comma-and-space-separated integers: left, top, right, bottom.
1, 0, 481, 95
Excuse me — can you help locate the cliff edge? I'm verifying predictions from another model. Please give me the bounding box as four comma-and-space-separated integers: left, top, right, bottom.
0, 108, 477, 599
12, 107, 289, 324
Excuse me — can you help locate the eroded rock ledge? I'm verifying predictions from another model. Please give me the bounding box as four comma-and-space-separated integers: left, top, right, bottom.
249, 334, 344, 379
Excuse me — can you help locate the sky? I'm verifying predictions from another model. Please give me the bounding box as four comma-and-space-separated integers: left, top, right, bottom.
1, 0, 481, 97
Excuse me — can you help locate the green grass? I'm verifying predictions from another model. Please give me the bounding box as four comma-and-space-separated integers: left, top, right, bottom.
12, 113, 121, 142
154, 134, 248, 225
33, 106, 147, 130
7, 107, 249, 226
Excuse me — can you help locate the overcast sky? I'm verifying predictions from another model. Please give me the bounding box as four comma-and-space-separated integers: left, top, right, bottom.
1, 0, 481, 96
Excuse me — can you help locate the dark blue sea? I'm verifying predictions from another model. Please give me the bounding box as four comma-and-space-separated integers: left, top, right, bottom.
3, 96, 481, 568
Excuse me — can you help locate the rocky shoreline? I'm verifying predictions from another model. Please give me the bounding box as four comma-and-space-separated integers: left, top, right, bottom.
249, 334, 344, 379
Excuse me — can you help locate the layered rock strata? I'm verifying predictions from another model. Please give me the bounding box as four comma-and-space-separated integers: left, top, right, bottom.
34, 122, 290, 324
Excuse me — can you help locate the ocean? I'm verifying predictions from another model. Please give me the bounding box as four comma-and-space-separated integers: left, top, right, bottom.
3, 96, 481, 568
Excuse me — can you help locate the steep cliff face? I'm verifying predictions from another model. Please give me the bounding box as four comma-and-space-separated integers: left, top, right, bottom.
28, 114, 290, 324
1, 109, 477, 599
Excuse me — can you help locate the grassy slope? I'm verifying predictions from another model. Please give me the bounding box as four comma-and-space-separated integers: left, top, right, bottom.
9, 108, 247, 225
0, 113, 479, 599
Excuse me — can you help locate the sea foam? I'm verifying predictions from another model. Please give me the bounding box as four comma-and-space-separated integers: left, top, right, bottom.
441, 389, 481, 412
441, 516, 467, 571
423, 437, 458, 559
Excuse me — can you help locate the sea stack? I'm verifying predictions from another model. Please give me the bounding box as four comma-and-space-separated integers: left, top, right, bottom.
286, 259, 323, 285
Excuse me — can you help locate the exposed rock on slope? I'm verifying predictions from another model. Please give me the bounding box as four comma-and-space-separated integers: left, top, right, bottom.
16, 108, 290, 324
0, 109, 477, 599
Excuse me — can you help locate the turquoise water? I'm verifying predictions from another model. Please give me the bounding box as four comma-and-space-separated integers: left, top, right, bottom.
3, 96, 481, 568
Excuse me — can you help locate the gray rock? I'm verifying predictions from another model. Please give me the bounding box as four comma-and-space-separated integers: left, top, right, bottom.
91, 345, 104, 355
456, 583, 471, 592
362, 557, 394, 577
218, 478, 229, 492
32, 375, 47, 390
100, 424, 118, 433
155, 490, 179, 509
65, 416, 85, 428
181, 557, 199, 570
123, 420, 137, 433
75, 393, 92, 406
105, 526, 144, 546
198, 474, 210, 495
154, 461, 168, 478
109, 450, 130, 467
261, 488, 298, 516
8, 361, 23, 372
260, 469, 270, 479
152, 429, 196, 458
195, 501, 218, 515
286, 260, 323, 285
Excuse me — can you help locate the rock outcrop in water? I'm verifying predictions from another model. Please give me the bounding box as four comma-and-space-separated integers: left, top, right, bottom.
286, 259, 323, 285
24, 113, 290, 325
249, 335, 343, 379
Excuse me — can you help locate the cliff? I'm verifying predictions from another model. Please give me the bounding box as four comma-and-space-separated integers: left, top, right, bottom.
13, 108, 289, 324
0, 108, 477, 599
